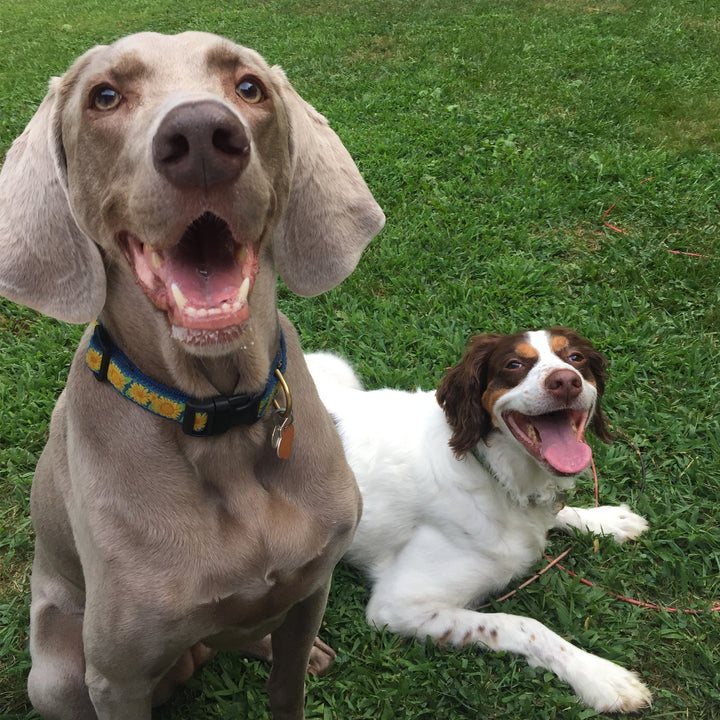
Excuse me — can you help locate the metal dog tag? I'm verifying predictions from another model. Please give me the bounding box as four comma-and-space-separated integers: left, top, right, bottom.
271, 410, 294, 460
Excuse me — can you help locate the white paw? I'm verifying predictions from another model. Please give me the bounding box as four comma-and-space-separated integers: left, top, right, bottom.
585, 505, 649, 543
573, 656, 652, 713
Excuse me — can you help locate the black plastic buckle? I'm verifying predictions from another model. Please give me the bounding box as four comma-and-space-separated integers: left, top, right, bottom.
93, 323, 113, 382
182, 393, 262, 437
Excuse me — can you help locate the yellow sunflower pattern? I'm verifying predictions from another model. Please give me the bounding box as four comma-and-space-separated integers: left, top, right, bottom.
86, 348, 208, 432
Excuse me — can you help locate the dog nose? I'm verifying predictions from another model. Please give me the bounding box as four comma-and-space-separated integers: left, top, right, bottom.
153, 100, 250, 188
545, 369, 582, 404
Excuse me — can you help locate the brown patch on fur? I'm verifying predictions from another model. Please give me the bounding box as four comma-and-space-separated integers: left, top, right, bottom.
480, 386, 509, 424
550, 335, 569, 354
437, 334, 504, 458
516, 342, 538, 359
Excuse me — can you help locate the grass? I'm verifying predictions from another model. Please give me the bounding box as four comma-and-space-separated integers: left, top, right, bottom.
1, 0, 719, 717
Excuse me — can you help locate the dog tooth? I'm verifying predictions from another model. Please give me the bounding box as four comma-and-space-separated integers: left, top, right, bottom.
238, 276, 251, 303
170, 283, 188, 311
151, 251, 163, 269
236, 245, 248, 264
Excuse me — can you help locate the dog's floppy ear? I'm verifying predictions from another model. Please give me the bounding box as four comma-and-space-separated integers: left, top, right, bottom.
437, 334, 501, 459
270, 68, 385, 296
586, 343, 613, 443
0, 76, 106, 323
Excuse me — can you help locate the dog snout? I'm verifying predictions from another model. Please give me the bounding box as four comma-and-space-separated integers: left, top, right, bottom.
544, 369, 582, 404
152, 100, 250, 188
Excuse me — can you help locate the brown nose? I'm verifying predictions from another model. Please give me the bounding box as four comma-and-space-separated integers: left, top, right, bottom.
545, 369, 582, 404
153, 100, 250, 188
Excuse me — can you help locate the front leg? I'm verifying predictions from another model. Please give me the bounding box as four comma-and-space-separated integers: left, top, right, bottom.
267, 583, 332, 720
84, 671, 153, 720
83, 598, 185, 720
555, 504, 648, 543
366, 588, 652, 712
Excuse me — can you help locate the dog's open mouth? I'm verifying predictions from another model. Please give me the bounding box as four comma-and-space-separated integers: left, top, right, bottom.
503, 409, 592, 476
119, 213, 259, 337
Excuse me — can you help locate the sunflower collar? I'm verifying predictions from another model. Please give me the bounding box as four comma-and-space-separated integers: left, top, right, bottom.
86, 321, 287, 437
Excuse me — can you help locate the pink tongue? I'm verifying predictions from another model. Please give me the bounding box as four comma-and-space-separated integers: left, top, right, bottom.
164, 250, 242, 308
532, 415, 592, 474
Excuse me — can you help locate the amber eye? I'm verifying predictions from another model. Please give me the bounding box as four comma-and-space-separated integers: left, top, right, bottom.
236, 77, 265, 104
92, 86, 122, 111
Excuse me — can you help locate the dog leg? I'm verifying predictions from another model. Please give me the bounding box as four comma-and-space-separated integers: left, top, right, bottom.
28, 601, 96, 720
27, 549, 97, 720
368, 598, 652, 713
152, 643, 216, 706
241, 635, 337, 676
555, 505, 648, 543
82, 603, 175, 718
266, 583, 331, 720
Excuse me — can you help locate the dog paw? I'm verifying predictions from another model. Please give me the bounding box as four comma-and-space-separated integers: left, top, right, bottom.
574, 657, 652, 713
583, 505, 648, 543
307, 636, 337, 676
604, 504, 649, 543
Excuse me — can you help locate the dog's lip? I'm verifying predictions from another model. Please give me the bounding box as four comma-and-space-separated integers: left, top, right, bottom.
118, 213, 260, 334
502, 408, 592, 476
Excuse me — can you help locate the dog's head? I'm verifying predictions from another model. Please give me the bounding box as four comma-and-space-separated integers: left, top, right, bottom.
436, 328, 612, 475
0, 32, 384, 353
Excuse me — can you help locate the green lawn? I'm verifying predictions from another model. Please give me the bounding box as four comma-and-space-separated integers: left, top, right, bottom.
1, 0, 719, 718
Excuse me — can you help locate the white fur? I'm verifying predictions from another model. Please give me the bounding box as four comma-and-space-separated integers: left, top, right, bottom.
307, 340, 651, 713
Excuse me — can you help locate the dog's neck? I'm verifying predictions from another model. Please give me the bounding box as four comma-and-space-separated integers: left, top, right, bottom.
474, 432, 577, 510
96, 255, 286, 399
98, 310, 280, 400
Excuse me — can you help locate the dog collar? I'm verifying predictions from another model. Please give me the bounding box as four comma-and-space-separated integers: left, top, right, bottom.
86, 321, 287, 437
469, 446, 567, 510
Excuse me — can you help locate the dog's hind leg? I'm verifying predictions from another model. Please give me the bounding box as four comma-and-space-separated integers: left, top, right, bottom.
240, 634, 337, 676
27, 448, 96, 720
27, 555, 96, 720
366, 592, 651, 713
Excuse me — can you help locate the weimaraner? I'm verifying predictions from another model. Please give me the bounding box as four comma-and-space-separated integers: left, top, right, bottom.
0, 31, 384, 719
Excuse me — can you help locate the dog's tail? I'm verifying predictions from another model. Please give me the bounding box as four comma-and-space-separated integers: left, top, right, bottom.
305, 352, 364, 394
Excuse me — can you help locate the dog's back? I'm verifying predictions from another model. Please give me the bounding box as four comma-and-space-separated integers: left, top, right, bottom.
307, 354, 455, 573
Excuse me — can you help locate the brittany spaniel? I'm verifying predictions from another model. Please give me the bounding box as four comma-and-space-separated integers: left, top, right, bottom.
307, 328, 651, 713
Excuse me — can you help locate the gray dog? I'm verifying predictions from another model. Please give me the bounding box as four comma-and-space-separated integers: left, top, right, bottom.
0, 31, 384, 719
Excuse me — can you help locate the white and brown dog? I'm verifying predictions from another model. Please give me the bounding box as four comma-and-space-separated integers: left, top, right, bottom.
307, 328, 652, 713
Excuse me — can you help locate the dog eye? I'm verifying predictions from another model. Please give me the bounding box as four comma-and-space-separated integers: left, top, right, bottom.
236, 77, 265, 104
568, 352, 585, 363
506, 359, 523, 370
92, 86, 123, 111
